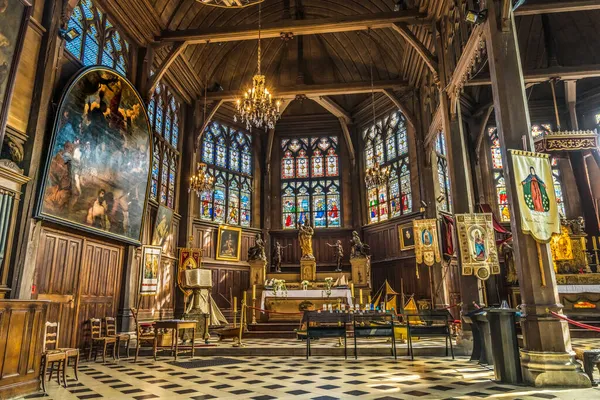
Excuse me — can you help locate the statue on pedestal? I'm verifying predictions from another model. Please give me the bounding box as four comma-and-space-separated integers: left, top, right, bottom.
350, 231, 370, 258
299, 218, 315, 260
271, 241, 290, 273
248, 233, 266, 261
327, 240, 344, 272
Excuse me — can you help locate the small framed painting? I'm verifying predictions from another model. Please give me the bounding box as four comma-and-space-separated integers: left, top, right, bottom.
216, 225, 242, 261
399, 223, 415, 251
141, 245, 161, 295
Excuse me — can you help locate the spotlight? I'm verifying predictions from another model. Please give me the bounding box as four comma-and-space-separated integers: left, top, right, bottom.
59, 27, 81, 43
394, 0, 407, 12
465, 9, 488, 25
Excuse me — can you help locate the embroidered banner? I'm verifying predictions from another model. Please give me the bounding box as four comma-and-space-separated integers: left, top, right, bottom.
510, 150, 561, 242
141, 246, 161, 295
413, 219, 441, 266
456, 213, 500, 281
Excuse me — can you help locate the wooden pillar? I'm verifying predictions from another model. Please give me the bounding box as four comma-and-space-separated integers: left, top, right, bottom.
484, 1, 590, 387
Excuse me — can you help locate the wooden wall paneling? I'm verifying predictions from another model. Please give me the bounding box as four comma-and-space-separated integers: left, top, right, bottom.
268, 230, 353, 268
0, 301, 47, 399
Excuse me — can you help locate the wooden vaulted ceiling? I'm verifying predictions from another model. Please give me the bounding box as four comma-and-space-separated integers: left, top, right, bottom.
98, 0, 441, 105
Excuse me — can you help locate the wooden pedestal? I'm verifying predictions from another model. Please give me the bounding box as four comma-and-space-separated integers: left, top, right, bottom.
300, 259, 317, 282
249, 259, 267, 286
350, 257, 371, 286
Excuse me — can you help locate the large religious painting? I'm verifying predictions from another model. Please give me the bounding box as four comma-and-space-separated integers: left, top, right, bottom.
456, 213, 500, 281
509, 150, 560, 242
0, 0, 32, 144
216, 225, 242, 261
151, 205, 174, 255
37, 67, 152, 245
140, 245, 161, 296
413, 219, 441, 266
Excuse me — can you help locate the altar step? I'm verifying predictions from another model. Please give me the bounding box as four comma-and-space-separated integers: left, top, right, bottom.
244, 322, 299, 339
266, 271, 352, 282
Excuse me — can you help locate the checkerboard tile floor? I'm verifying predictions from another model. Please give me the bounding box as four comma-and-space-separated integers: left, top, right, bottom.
21, 353, 600, 400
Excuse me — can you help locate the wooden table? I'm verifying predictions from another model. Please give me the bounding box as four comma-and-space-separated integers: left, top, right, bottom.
153, 319, 197, 361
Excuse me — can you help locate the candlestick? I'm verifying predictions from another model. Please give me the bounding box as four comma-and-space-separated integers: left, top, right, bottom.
252, 284, 256, 300
350, 283, 354, 298
359, 289, 363, 305
368, 295, 371, 305
233, 296, 237, 313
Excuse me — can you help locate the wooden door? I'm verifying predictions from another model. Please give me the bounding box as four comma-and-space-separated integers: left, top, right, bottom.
34, 229, 82, 348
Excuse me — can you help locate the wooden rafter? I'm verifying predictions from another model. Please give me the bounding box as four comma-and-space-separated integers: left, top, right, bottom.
157, 11, 428, 44
146, 42, 188, 98
266, 100, 292, 173
310, 96, 352, 124
465, 64, 600, 86
338, 118, 356, 167
382, 89, 416, 129
391, 23, 438, 78
203, 80, 409, 101
514, 0, 600, 16
195, 99, 225, 149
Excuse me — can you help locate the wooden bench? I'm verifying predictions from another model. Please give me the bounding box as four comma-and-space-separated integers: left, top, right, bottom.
405, 312, 454, 360
303, 311, 350, 359
353, 313, 397, 359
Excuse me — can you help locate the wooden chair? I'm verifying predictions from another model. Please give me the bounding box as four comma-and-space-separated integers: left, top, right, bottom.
131, 308, 156, 362
104, 316, 131, 359
40, 322, 66, 393
87, 318, 117, 363
57, 339, 80, 385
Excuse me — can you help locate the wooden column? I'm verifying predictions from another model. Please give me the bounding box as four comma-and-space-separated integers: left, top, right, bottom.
484, 1, 589, 387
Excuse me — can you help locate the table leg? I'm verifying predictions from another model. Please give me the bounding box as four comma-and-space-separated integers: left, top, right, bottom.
171, 328, 176, 358
191, 327, 196, 359
174, 328, 179, 361
153, 331, 158, 361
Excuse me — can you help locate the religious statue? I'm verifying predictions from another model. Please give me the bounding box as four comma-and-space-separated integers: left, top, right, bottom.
248, 233, 266, 261
272, 241, 291, 273
350, 231, 370, 258
298, 218, 315, 260
327, 240, 344, 272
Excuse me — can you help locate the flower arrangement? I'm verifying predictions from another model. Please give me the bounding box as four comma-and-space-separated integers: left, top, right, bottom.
272, 279, 288, 296
324, 277, 334, 297
301, 280, 310, 290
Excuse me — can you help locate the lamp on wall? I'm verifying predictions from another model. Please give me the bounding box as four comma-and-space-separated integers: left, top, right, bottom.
59, 27, 81, 43
465, 9, 488, 24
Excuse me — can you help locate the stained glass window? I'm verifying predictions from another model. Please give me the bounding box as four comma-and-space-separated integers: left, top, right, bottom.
65, 0, 129, 74
148, 83, 181, 209
435, 132, 452, 212
551, 157, 566, 218
531, 123, 552, 139
200, 122, 253, 226
595, 113, 600, 131
489, 127, 510, 221
363, 111, 412, 223
281, 136, 341, 229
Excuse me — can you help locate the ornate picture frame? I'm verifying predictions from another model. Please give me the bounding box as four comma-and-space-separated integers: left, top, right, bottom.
36, 67, 153, 245
216, 225, 242, 261
399, 222, 415, 251
0, 0, 32, 146
140, 245, 161, 296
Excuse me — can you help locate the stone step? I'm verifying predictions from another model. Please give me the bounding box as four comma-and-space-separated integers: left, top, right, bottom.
246, 322, 299, 332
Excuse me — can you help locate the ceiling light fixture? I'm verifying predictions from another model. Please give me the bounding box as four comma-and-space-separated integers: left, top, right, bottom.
234, 1, 281, 131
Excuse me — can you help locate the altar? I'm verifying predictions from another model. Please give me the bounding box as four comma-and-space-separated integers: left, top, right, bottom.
261, 289, 354, 321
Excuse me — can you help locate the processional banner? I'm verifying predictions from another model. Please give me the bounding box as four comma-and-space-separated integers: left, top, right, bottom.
509, 150, 561, 243
140, 246, 161, 295
456, 213, 500, 281
413, 219, 441, 266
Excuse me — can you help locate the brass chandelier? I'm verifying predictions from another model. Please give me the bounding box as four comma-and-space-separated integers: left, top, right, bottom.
364, 32, 390, 189
234, 1, 281, 131
189, 162, 214, 197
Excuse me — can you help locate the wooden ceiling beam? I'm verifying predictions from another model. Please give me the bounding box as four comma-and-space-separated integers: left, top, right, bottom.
310, 96, 352, 124
146, 42, 188, 99
514, 0, 600, 16
195, 99, 225, 149
156, 11, 428, 44
203, 79, 409, 101
382, 89, 416, 129
391, 23, 438, 78
465, 64, 600, 86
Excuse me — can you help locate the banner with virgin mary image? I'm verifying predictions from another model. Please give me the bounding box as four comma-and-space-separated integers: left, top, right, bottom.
456, 213, 500, 280
509, 150, 561, 243
413, 219, 441, 266
37, 67, 152, 244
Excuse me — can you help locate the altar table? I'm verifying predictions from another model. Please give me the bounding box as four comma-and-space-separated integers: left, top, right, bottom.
260, 289, 353, 321
153, 319, 197, 361
260, 289, 354, 309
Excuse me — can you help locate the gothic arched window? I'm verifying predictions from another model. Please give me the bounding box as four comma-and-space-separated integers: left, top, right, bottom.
147, 83, 181, 209
363, 111, 412, 224
435, 131, 452, 212
65, 0, 129, 75
200, 122, 253, 227
488, 127, 510, 221
281, 136, 341, 229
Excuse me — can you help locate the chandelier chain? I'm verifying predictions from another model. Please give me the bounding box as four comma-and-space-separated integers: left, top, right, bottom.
257, 1, 261, 75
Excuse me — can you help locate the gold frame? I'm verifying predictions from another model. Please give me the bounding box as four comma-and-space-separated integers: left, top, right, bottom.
216, 225, 242, 261
399, 223, 415, 251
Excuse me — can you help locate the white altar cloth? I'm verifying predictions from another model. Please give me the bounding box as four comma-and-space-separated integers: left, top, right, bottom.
557, 285, 600, 294
261, 289, 353, 310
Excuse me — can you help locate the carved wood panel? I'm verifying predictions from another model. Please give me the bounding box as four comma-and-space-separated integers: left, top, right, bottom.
269, 230, 353, 267
207, 266, 249, 310
372, 259, 432, 302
